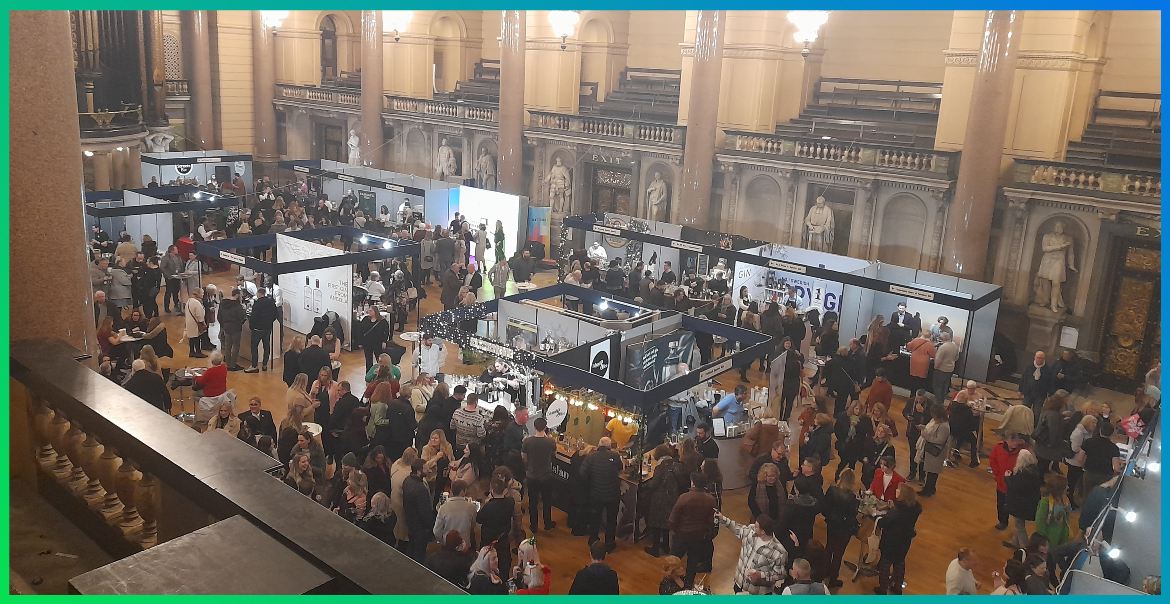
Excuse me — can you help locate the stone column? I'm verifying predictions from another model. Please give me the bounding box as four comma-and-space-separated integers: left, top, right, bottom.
677, 10, 726, 229
939, 10, 1023, 278
129, 145, 143, 188
146, 11, 168, 126
10, 11, 97, 353
360, 11, 384, 169
252, 11, 279, 164
181, 10, 215, 150
497, 10, 526, 196
112, 147, 127, 190
92, 151, 112, 191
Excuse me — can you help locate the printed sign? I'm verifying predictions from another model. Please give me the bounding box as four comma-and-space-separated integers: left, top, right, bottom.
768, 259, 808, 274
293, 165, 309, 173
589, 339, 611, 377
219, 250, 246, 264
890, 284, 935, 301
700, 358, 733, 381
670, 240, 703, 253
469, 336, 516, 360
593, 225, 621, 236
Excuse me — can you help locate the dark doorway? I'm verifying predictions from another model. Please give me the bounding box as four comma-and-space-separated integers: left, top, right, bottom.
1096, 243, 1160, 391
320, 16, 338, 84
313, 121, 345, 163
591, 166, 632, 215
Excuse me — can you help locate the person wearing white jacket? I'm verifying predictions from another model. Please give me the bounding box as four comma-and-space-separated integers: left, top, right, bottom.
416, 334, 448, 383
733, 285, 753, 327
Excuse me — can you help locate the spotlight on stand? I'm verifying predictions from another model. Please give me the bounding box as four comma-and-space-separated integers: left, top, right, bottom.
548, 11, 579, 51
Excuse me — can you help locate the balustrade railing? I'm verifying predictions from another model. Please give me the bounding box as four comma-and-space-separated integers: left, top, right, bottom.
723, 131, 958, 177
528, 110, 685, 146
1013, 159, 1161, 199
384, 94, 498, 122
275, 83, 360, 107
164, 79, 189, 96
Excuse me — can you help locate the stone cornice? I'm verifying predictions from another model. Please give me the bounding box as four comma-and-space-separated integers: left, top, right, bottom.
715, 151, 954, 190
944, 49, 1108, 70
1002, 186, 1161, 218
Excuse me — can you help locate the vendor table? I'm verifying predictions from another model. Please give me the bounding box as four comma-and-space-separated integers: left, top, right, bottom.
550, 443, 645, 541
171, 367, 204, 423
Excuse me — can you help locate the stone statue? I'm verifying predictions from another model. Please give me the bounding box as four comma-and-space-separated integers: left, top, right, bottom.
435, 137, 458, 180
803, 195, 835, 253
1032, 220, 1077, 313
142, 130, 174, 153
646, 171, 669, 221
544, 157, 572, 213
475, 148, 497, 190
347, 129, 361, 165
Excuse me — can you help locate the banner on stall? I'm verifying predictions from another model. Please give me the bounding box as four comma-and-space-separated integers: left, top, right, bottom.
276, 234, 351, 345
622, 330, 695, 390
527, 207, 551, 254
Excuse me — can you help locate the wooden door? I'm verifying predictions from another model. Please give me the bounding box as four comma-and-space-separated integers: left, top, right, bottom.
1098, 245, 1160, 391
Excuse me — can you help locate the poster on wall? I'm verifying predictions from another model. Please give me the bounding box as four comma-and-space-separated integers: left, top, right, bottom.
505, 317, 539, 351
584, 213, 681, 278
357, 190, 377, 217
527, 207, 551, 257
275, 234, 352, 347
622, 331, 695, 390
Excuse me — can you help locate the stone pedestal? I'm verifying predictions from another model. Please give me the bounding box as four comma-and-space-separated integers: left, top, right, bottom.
1025, 305, 1065, 359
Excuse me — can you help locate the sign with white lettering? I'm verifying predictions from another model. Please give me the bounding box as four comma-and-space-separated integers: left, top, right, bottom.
889, 284, 935, 301
293, 165, 309, 173
593, 225, 621, 236
337, 174, 355, 182
468, 336, 516, 360
197, 157, 219, 163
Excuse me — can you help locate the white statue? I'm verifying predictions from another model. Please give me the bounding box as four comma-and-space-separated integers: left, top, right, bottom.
475, 148, 497, 190
646, 171, 669, 221
435, 137, 458, 180
347, 129, 361, 165
803, 195, 835, 253
1033, 220, 1077, 313
143, 130, 175, 153
544, 157, 572, 213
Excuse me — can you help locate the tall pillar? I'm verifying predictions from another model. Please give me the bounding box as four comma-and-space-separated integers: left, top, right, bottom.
129, 145, 143, 188
939, 10, 1023, 278
92, 151, 112, 191
252, 11, 279, 163
360, 11, 384, 169
112, 147, 127, 190
10, 11, 97, 353
146, 10, 168, 125
497, 10, 526, 196
181, 10, 215, 150
677, 10, 726, 229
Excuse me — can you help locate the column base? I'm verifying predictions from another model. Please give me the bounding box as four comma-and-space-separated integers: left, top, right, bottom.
1025, 305, 1066, 359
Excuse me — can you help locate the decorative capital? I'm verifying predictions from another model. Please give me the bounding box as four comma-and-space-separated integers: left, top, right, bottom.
929, 187, 950, 201
1005, 194, 1029, 210
1099, 209, 1120, 222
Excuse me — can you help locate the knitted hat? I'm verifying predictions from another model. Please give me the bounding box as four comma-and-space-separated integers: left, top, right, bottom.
341, 452, 358, 468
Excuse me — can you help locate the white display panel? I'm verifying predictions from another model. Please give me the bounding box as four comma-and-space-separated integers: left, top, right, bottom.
276, 234, 351, 346
123, 191, 174, 251
453, 186, 524, 258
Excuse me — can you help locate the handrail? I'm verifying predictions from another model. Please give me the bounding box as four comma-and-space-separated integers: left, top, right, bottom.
722, 130, 958, 177
383, 94, 498, 123
528, 110, 685, 146
11, 338, 461, 595
1012, 158, 1160, 198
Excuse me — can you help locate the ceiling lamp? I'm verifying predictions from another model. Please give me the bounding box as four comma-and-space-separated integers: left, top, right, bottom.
383, 11, 413, 43
788, 10, 829, 57
259, 11, 288, 29
548, 11, 580, 51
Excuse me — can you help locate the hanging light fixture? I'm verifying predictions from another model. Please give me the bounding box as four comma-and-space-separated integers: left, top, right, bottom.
548, 11, 580, 51
259, 11, 288, 29
788, 11, 829, 58
383, 10, 413, 43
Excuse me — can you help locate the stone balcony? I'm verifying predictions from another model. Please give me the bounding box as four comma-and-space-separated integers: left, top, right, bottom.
384, 95, 498, 125
276, 83, 360, 110
1012, 158, 1161, 200
527, 110, 686, 149
721, 130, 960, 179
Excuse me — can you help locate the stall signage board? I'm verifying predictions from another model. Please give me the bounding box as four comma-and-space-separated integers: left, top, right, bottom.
468, 336, 515, 360
889, 284, 935, 301
671, 240, 703, 253
219, 250, 246, 264
700, 358, 733, 381
589, 339, 611, 377
593, 225, 621, 236
768, 259, 807, 274
197, 157, 219, 163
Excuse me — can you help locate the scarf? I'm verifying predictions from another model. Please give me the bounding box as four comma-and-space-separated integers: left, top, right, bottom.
754, 481, 774, 515
848, 415, 860, 439
1034, 362, 1043, 380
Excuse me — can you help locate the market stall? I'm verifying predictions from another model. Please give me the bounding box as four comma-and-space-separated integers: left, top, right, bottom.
140, 150, 253, 192
85, 186, 242, 254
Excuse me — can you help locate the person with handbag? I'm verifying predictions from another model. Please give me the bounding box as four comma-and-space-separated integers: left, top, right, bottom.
914, 403, 951, 497
1032, 395, 1071, 475
184, 287, 208, 358
822, 468, 861, 588
873, 483, 923, 595
903, 390, 935, 482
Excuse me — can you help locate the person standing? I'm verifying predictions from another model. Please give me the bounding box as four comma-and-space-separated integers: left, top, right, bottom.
184, 288, 207, 359
781, 558, 829, 595
1065, 415, 1097, 508
415, 334, 448, 383
822, 469, 861, 588
477, 478, 518, 573
873, 484, 923, 595
568, 541, 620, 595
511, 250, 537, 284
669, 472, 718, 584
487, 259, 511, 299
989, 432, 1026, 531
906, 330, 936, 397
915, 403, 951, 497
717, 512, 788, 594
400, 459, 435, 563
360, 307, 390, 371
903, 390, 935, 482
450, 393, 487, 450
1077, 422, 1122, 495
245, 288, 280, 373
522, 417, 558, 533
933, 332, 960, 398
580, 437, 624, 553
946, 549, 981, 595
218, 289, 247, 371
1032, 395, 1069, 475
1020, 351, 1057, 422
1004, 449, 1044, 549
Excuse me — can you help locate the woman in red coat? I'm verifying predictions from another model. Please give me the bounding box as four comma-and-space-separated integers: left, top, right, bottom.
513, 539, 552, 595
869, 456, 906, 504
193, 352, 228, 397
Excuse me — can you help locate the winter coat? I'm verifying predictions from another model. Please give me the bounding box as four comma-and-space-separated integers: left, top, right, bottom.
916, 420, 951, 475
184, 297, 206, 337
1005, 464, 1044, 519
580, 448, 623, 503
801, 425, 834, 466
1032, 410, 1069, 461
644, 457, 685, 529
218, 298, 246, 335
876, 502, 922, 563
989, 441, 1024, 493
400, 474, 435, 536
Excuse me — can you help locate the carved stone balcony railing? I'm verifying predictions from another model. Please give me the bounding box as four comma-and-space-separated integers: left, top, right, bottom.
11, 338, 462, 595
722, 131, 959, 178
528, 110, 685, 148
275, 83, 361, 109
79, 105, 146, 139
385, 95, 498, 123
164, 79, 189, 97
1013, 159, 1161, 199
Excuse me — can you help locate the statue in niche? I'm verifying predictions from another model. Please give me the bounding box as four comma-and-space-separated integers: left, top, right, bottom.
435, 137, 458, 180
347, 129, 361, 165
1032, 220, 1077, 314
143, 130, 175, 153
544, 157, 572, 214
475, 148, 497, 190
645, 171, 670, 221
803, 195, 835, 253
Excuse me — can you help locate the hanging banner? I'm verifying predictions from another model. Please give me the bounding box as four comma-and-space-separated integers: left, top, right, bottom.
527, 207, 551, 257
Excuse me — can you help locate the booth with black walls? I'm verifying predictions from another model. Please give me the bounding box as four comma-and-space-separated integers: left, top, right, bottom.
85, 186, 242, 254
196, 227, 420, 363
140, 150, 253, 192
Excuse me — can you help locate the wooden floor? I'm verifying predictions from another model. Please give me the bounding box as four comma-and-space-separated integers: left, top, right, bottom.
148, 262, 1098, 595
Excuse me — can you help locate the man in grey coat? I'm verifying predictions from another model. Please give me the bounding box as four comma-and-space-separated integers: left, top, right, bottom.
218, 289, 247, 371
434, 228, 458, 276
159, 245, 184, 314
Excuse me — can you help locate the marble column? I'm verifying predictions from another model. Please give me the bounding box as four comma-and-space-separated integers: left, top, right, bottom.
939, 10, 1023, 278
678, 10, 726, 229
180, 10, 215, 150
360, 11, 384, 169
146, 11, 168, 126
252, 11, 279, 164
10, 11, 97, 352
112, 147, 127, 190
497, 10, 526, 196
92, 151, 112, 191
129, 145, 143, 188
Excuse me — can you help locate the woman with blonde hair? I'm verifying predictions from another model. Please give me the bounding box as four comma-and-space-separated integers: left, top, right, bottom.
203, 401, 240, 435
364, 352, 402, 383
748, 462, 783, 522
137, 344, 161, 375
359, 491, 396, 545
659, 555, 690, 595
310, 366, 341, 428
1004, 448, 1043, 548
283, 452, 318, 498
277, 404, 306, 465
390, 448, 419, 546
514, 538, 552, 594
421, 428, 455, 495
285, 373, 315, 414
283, 335, 306, 386
337, 468, 369, 522
467, 545, 506, 594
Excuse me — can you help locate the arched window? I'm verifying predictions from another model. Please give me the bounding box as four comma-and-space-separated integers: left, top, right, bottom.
320, 15, 338, 84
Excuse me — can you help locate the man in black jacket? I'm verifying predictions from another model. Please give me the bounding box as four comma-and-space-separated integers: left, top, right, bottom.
360, 307, 390, 371
93, 290, 124, 330
511, 250, 537, 283
123, 360, 171, 412
1020, 350, 1057, 422
237, 397, 277, 439
569, 541, 620, 594
401, 459, 435, 562
580, 437, 623, 552
245, 287, 280, 373
218, 289, 247, 371
440, 262, 463, 310
384, 390, 418, 461
328, 381, 362, 453
298, 335, 330, 385
949, 397, 979, 467
477, 478, 517, 572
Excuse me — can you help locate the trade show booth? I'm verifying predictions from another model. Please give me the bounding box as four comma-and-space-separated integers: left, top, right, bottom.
140, 150, 253, 192
85, 186, 242, 252
564, 213, 1003, 383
